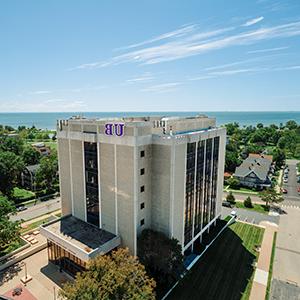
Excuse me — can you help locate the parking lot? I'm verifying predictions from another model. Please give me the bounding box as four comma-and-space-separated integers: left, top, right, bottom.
271, 159, 300, 299
221, 206, 279, 225
281, 159, 300, 202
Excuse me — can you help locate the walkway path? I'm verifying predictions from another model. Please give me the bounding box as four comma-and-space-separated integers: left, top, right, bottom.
249, 221, 278, 300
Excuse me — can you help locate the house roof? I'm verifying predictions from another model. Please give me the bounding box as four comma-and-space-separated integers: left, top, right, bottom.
234, 155, 272, 181
248, 153, 273, 161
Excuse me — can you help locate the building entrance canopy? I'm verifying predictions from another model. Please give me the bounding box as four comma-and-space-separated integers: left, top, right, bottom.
40, 215, 120, 262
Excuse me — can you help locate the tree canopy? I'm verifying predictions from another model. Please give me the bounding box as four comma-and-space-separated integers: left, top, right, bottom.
259, 188, 284, 208
35, 152, 58, 191
22, 145, 41, 165
138, 229, 184, 293
0, 197, 20, 253
0, 151, 25, 197
224, 120, 300, 172
59, 248, 156, 300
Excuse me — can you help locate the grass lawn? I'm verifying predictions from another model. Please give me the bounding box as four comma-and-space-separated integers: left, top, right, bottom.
0, 238, 27, 258
13, 187, 35, 202
167, 222, 264, 300
44, 141, 57, 151
265, 232, 277, 300
235, 201, 270, 215
20, 216, 54, 234
226, 186, 259, 195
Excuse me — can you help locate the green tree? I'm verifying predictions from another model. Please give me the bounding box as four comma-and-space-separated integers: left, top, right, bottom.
22, 145, 41, 165
4, 125, 15, 132
227, 177, 240, 189
59, 248, 156, 300
244, 196, 253, 208
257, 123, 264, 129
0, 152, 25, 197
0, 197, 20, 254
226, 191, 236, 204
35, 153, 58, 191
225, 151, 241, 172
285, 120, 298, 130
272, 148, 285, 169
225, 122, 240, 136
259, 188, 284, 208
0, 136, 24, 155
138, 229, 184, 292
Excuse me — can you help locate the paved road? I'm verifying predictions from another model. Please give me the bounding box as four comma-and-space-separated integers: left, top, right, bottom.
221, 206, 279, 225
271, 159, 300, 300
280, 159, 300, 207
10, 197, 61, 221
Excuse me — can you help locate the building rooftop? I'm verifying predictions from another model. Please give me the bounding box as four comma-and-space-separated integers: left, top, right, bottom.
234, 154, 272, 181
40, 215, 121, 261
57, 114, 217, 137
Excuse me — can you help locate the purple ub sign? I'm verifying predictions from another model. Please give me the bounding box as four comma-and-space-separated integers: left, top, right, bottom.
104, 123, 125, 137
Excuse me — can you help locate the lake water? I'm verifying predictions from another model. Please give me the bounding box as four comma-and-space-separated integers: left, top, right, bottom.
0, 111, 299, 130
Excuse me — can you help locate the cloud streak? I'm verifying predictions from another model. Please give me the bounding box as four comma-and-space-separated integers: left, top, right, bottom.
141, 82, 182, 93
242, 16, 264, 27
72, 20, 300, 69
247, 46, 289, 54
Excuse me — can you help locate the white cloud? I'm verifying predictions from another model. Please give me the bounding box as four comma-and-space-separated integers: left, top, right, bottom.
242, 16, 264, 27
188, 75, 216, 81
115, 24, 197, 51
141, 82, 182, 93
0, 99, 87, 112
30, 90, 51, 95
71, 20, 300, 69
247, 46, 289, 54
125, 73, 154, 84
210, 68, 264, 76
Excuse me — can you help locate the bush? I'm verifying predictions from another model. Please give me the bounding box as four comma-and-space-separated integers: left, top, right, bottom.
226, 191, 236, 204
244, 196, 253, 208
227, 177, 240, 189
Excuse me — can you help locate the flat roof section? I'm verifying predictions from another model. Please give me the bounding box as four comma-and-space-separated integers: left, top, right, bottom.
40, 215, 121, 261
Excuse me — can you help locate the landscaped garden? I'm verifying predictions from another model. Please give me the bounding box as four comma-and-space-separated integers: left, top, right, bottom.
235, 201, 270, 214
167, 222, 264, 300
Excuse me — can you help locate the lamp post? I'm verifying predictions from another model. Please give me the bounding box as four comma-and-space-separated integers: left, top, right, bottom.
24, 262, 27, 280
20, 261, 32, 284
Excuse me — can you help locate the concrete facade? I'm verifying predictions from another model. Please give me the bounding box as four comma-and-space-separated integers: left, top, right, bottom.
46, 115, 226, 260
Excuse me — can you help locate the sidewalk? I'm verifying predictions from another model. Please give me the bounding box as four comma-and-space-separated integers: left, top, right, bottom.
249, 221, 278, 300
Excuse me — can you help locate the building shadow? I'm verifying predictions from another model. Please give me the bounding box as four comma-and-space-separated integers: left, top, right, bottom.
0, 263, 22, 286
167, 225, 258, 300
40, 263, 71, 288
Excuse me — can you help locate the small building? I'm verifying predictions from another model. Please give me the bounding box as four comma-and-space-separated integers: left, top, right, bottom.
234, 154, 273, 189
21, 164, 40, 190
32, 142, 51, 156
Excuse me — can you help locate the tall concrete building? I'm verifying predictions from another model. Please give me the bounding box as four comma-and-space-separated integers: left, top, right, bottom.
41, 115, 226, 276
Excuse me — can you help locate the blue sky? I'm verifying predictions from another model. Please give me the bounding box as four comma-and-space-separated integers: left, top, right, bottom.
1, 0, 300, 112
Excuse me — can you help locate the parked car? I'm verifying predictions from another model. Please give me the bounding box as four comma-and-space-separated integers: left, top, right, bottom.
16, 205, 27, 212
222, 201, 232, 208
283, 178, 288, 184
281, 188, 288, 194
230, 210, 237, 218
297, 187, 300, 194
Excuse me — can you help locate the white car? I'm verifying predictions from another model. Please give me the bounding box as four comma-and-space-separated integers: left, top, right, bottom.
283, 178, 288, 183
230, 210, 237, 218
